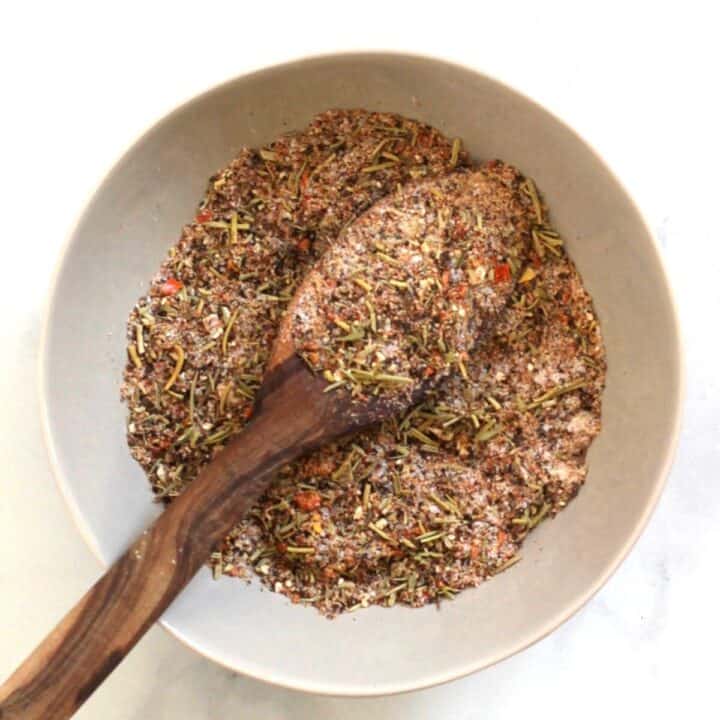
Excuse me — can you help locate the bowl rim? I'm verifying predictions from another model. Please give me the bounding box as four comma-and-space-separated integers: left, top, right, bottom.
37, 50, 686, 696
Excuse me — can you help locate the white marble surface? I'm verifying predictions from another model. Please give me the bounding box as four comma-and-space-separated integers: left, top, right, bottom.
2, 2, 719, 718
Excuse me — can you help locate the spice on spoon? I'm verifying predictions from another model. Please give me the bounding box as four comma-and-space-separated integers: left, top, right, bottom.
290, 170, 534, 402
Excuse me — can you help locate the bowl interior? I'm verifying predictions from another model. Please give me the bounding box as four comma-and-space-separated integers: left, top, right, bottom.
41, 53, 682, 694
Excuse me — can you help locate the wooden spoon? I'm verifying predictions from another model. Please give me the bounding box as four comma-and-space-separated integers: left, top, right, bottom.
0, 169, 530, 719
0, 328, 408, 720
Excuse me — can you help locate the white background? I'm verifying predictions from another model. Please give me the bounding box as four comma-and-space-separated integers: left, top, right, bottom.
2, 2, 719, 718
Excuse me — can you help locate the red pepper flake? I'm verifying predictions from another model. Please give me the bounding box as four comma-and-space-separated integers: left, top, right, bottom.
242, 406, 254, 420
159, 277, 183, 296
296, 237, 311, 253
322, 567, 337, 581
558, 312, 570, 326
195, 208, 213, 223
294, 490, 322, 511
299, 170, 311, 207
448, 283, 468, 300
149, 438, 172, 456
494, 263, 511, 284
300, 170, 310, 193
416, 130, 431, 148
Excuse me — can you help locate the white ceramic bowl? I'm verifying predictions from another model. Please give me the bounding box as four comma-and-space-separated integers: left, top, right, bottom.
40, 53, 683, 695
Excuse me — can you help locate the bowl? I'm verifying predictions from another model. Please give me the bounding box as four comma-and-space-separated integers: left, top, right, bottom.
40, 52, 683, 695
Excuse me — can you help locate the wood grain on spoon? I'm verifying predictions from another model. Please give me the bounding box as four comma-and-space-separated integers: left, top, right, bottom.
0, 170, 529, 720
0, 336, 401, 720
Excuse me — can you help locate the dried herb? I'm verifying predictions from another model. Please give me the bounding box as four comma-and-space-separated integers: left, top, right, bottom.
163, 345, 185, 392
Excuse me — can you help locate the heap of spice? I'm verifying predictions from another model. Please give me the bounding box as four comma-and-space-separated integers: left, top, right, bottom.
290, 170, 534, 402
121, 110, 606, 617
122, 110, 465, 497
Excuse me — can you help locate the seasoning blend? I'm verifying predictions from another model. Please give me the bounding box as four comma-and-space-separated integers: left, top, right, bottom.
122, 110, 606, 617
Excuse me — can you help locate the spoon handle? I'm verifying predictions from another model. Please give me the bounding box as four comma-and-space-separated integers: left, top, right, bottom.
0, 357, 332, 719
